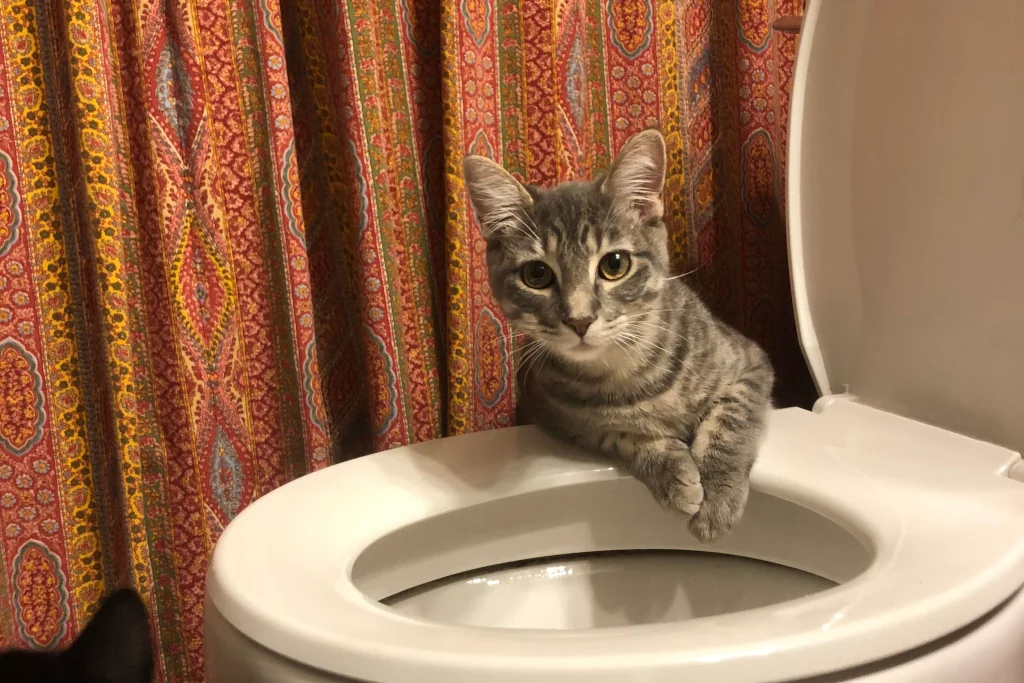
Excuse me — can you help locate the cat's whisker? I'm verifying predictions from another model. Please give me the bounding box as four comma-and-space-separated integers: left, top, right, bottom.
512, 343, 544, 359
520, 344, 552, 379
486, 209, 540, 240
626, 318, 681, 334
621, 321, 690, 353
515, 339, 544, 352
517, 209, 542, 235
617, 307, 701, 320
516, 339, 553, 375
619, 308, 735, 331
614, 327, 656, 349
619, 333, 662, 366
663, 261, 707, 281
611, 336, 644, 367
516, 343, 545, 367
626, 320, 695, 347
490, 204, 541, 234
483, 213, 530, 239
498, 221, 535, 241
494, 338, 537, 357
539, 346, 554, 373
617, 309, 675, 321
508, 214, 540, 239
617, 329, 679, 363
613, 333, 647, 358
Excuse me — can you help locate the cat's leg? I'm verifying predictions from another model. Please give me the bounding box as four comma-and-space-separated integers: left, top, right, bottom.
688, 366, 773, 542
532, 404, 703, 515
596, 433, 704, 515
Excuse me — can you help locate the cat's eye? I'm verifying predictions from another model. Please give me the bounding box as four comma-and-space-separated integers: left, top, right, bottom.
521, 261, 554, 289
598, 251, 631, 280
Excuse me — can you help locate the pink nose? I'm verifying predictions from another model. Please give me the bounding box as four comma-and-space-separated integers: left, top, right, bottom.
564, 317, 595, 338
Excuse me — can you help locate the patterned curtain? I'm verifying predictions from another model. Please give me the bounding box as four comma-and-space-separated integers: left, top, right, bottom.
0, 0, 810, 681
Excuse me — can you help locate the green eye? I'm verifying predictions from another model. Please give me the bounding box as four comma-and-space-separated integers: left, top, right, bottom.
521, 261, 554, 289
598, 251, 631, 280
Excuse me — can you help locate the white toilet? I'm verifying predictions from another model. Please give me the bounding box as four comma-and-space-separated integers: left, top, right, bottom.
205, 1, 1024, 681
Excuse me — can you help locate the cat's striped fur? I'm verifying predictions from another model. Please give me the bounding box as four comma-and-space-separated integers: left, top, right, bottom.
464, 129, 774, 542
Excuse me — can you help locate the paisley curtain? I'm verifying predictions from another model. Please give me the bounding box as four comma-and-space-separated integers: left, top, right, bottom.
0, 0, 810, 680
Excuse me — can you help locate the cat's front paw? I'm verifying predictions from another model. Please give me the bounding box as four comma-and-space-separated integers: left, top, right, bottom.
688, 481, 749, 543
655, 450, 704, 516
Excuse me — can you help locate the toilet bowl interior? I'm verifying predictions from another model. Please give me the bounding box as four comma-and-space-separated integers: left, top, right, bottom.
381, 550, 837, 629
351, 477, 873, 628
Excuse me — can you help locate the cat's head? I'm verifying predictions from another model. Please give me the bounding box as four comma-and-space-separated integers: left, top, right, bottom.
464, 129, 670, 364
0, 588, 154, 682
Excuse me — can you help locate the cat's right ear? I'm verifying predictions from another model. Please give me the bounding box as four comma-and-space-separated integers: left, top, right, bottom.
463, 155, 533, 238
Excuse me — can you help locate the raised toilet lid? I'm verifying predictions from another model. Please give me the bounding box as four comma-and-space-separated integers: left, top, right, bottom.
208, 1, 1024, 681
788, 0, 1024, 454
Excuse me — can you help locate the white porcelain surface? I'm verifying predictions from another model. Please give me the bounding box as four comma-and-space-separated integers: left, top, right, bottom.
206, 587, 1024, 683
206, 402, 1024, 683
788, 0, 1024, 454
384, 552, 835, 629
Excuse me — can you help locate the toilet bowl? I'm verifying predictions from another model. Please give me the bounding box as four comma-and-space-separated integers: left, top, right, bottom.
205, 1, 1024, 681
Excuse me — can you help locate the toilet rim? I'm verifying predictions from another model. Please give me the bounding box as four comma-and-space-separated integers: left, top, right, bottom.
207, 408, 1024, 683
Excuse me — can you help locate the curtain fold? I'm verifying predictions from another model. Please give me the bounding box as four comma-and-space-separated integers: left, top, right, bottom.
0, 0, 811, 679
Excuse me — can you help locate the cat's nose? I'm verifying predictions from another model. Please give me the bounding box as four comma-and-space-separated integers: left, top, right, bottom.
564, 316, 595, 338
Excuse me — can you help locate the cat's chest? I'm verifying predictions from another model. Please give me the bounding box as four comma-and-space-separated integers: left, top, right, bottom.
611, 396, 701, 432
544, 389, 701, 437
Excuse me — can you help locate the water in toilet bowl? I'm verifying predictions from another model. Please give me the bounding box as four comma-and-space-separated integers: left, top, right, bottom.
384, 550, 835, 630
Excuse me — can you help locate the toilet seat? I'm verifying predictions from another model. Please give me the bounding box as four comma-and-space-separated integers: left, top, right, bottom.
206, 399, 1024, 683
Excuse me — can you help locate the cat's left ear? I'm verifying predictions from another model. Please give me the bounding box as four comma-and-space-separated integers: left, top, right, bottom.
64, 589, 154, 682
601, 128, 666, 220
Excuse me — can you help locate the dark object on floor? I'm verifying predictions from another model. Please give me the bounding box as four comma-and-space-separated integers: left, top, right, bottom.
0, 589, 153, 682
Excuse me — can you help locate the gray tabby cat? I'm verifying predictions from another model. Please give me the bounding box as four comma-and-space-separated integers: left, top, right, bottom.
463, 129, 774, 542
